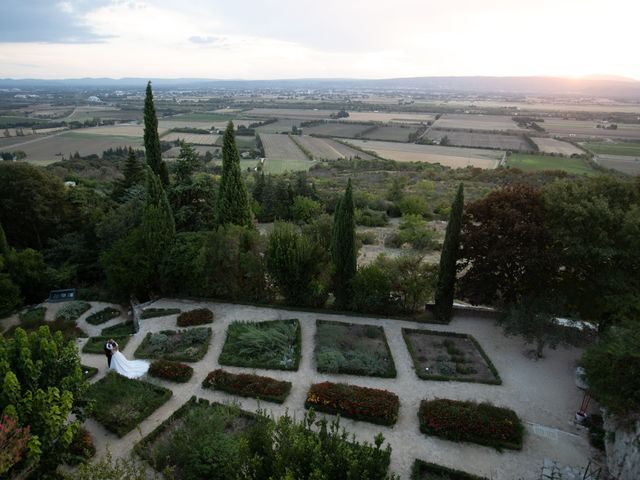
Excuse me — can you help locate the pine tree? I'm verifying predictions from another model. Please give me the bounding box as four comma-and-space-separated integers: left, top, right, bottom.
331, 178, 357, 309
216, 121, 253, 227
434, 183, 464, 321
143, 81, 169, 186
0, 221, 9, 257
123, 148, 144, 187
143, 166, 175, 290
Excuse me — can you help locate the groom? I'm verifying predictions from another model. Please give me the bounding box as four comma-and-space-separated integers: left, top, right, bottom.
103, 339, 116, 367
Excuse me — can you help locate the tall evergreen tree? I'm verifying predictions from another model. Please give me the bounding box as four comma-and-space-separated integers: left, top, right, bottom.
143, 81, 169, 186
0, 221, 9, 257
434, 183, 464, 321
143, 166, 175, 290
331, 178, 357, 309
216, 121, 253, 227
113, 148, 144, 200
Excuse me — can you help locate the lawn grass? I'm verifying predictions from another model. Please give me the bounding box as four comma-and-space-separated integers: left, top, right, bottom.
583, 142, 640, 156
86, 372, 172, 437
262, 157, 316, 174
507, 153, 595, 175
315, 320, 396, 378
134, 327, 211, 362
82, 335, 131, 354
218, 319, 301, 371
86, 307, 121, 325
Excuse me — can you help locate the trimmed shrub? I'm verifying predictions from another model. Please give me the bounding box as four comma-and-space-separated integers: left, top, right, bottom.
81, 365, 98, 379
148, 359, 193, 383
82, 335, 131, 354
203, 369, 292, 403
86, 307, 121, 325
55, 301, 91, 322
418, 399, 523, 451
176, 308, 213, 327
411, 459, 488, 480
305, 381, 399, 426
134, 327, 211, 362
67, 427, 96, 465
140, 307, 181, 319
100, 321, 135, 336
18, 307, 46, 328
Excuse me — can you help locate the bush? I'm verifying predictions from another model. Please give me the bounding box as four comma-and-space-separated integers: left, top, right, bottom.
134, 327, 211, 362
203, 369, 292, 403
356, 208, 388, 227
86, 307, 121, 325
292, 196, 323, 224
352, 263, 394, 314
55, 301, 91, 322
18, 307, 46, 328
100, 321, 135, 336
398, 195, 428, 216
82, 335, 131, 354
418, 399, 523, 451
412, 459, 488, 480
67, 427, 96, 465
305, 382, 399, 426
357, 230, 378, 245
176, 307, 213, 327
385, 214, 436, 250
140, 308, 180, 319
148, 359, 193, 383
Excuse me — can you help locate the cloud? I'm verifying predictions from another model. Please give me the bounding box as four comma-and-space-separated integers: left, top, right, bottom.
0, 0, 111, 43
189, 36, 219, 45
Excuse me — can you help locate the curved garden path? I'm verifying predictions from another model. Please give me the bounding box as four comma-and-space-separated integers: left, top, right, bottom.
62, 298, 596, 480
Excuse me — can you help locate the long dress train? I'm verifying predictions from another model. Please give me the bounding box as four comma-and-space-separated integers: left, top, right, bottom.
109, 350, 149, 379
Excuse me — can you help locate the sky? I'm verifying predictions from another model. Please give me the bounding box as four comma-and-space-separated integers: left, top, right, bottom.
0, 0, 638, 80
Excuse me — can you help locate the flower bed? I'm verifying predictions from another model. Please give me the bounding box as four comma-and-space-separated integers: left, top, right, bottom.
82, 335, 131, 354
305, 381, 399, 426
412, 459, 488, 480
418, 399, 523, 451
177, 308, 214, 327
55, 301, 91, 322
67, 427, 96, 465
134, 327, 211, 362
149, 359, 194, 383
86, 307, 121, 325
202, 369, 291, 404
81, 365, 98, 379
140, 308, 181, 319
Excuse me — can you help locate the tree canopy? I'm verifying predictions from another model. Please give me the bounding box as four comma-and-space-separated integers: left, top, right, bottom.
143, 81, 169, 186
331, 179, 357, 309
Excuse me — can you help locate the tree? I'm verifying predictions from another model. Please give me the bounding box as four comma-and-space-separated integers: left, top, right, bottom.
331, 179, 357, 309
0, 327, 88, 477
143, 81, 169, 186
458, 185, 558, 307
434, 183, 464, 322
216, 122, 253, 227
0, 221, 8, 257
292, 196, 323, 224
113, 148, 144, 200
0, 255, 21, 313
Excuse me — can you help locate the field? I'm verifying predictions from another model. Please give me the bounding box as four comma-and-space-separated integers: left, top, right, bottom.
531, 137, 585, 156
294, 136, 344, 160
324, 138, 377, 159
71, 124, 152, 137
426, 130, 530, 151
166, 112, 235, 123
346, 111, 436, 124
245, 108, 333, 120
423, 98, 640, 114
582, 141, 640, 156
361, 125, 419, 142
507, 153, 595, 175
260, 133, 315, 173
164, 145, 218, 158
543, 118, 640, 139
302, 122, 371, 138
162, 132, 218, 145
158, 119, 231, 131
433, 114, 522, 131
65, 106, 141, 122
254, 119, 300, 134
596, 154, 640, 175
345, 139, 501, 169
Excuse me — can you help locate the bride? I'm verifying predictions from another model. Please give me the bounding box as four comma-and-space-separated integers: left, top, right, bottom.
106, 339, 149, 379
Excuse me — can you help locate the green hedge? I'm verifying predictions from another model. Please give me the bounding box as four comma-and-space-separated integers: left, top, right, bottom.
140, 308, 181, 319
134, 327, 211, 362
411, 459, 489, 480
203, 369, 292, 404
86, 307, 121, 325
82, 335, 131, 354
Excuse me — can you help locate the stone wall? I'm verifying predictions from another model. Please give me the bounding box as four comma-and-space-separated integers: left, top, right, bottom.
603, 412, 640, 480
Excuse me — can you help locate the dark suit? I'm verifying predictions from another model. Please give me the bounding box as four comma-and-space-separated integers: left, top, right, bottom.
104, 342, 113, 367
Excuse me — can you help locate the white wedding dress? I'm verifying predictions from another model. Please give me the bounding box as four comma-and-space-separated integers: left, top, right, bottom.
109, 350, 149, 379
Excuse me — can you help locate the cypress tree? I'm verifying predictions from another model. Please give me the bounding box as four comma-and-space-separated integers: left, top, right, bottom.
0, 221, 9, 257
434, 183, 464, 321
216, 121, 253, 227
331, 178, 357, 309
143, 166, 175, 286
143, 81, 169, 186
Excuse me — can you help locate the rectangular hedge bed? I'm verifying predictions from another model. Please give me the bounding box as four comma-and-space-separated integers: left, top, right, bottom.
315, 320, 396, 378
101, 321, 135, 336
134, 327, 211, 362
402, 329, 501, 385
418, 399, 523, 451
140, 308, 181, 319
86, 307, 121, 325
149, 359, 194, 383
412, 459, 488, 480
87, 372, 172, 437
202, 369, 292, 404
218, 319, 301, 371
305, 381, 399, 426
82, 335, 131, 354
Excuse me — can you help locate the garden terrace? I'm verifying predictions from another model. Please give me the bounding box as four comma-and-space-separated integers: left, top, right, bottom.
403, 328, 501, 384
85, 307, 121, 325
315, 319, 396, 377
203, 369, 292, 403
134, 327, 211, 362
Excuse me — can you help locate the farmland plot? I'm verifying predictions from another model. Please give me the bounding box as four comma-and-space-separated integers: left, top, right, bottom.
260, 133, 315, 173
71, 124, 151, 138
426, 129, 530, 151
361, 125, 419, 142
246, 108, 333, 120
254, 119, 300, 134
323, 139, 377, 160
433, 114, 523, 131
582, 141, 640, 156
294, 136, 343, 160
596, 154, 640, 175
162, 132, 218, 145
345, 139, 501, 169
346, 111, 436, 124
302, 122, 371, 138
543, 118, 640, 139
507, 154, 595, 175
164, 145, 218, 158
531, 137, 584, 156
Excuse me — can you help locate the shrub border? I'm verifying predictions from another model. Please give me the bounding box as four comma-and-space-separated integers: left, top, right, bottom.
304, 381, 399, 426
140, 308, 181, 320
85, 307, 121, 325
82, 335, 131, 354
411, 459, 489, 480
402, 328, 501, 385
202, 369, 292, 404
148, 359, 194, 383
315, 319, 397, 378
134, 327, 212, 362
218, 319, 302, 371
176, 308, 214, 327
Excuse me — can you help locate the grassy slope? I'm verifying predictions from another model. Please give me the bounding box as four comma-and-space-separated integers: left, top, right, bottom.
507, 153, 596, 175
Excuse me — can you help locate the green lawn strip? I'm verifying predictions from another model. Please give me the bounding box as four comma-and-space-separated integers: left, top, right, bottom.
202, 369, 292, 404
134, 327, 211, 362
583, 142, 640, 156
140, 308, 181, 319
507, 153, 595, 175
86, 307, 121, 325
87, 372, 172, 437
402, 328, 501, 385
218, 319, 301, 371
411, 459, 488, 480
315, 319, 396, 378
82, 335, 131, 354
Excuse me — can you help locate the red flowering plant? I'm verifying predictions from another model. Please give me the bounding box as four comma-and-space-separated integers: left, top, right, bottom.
177, 308, 214, 327
67, 427, 96, 465
418, 399, 524, 451
148, 359, 194, 383
202, 369, 292, 403
0, 414, 32, 476
305, 382, 399, 426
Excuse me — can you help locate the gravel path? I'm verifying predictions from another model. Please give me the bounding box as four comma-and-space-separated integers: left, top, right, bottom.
64, 299, 596, 479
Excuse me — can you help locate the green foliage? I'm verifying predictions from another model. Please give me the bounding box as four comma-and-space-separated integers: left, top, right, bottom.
292, 195, 323, 224
144, 81, 169, 186
216, 121, 253, 227
82, 335, 131, 354
135, 327, 211, 362
582, 322, 640, 415
62, 450, 163, 480
385, 214, 436, 250
0, 263, 21, 314
139, 308, 181, 319
434, 183, 464, 322
86, 372, 172, 437
176, 308, 213, 327
100, 321, 135, 336
113, 148, 144, 200
101, 228, 151, 300
398, 194, 428, 217
55, 301, 91, 322
331, 179, 357, 309
355, 208, 388, 227
160, 231, 209, 296
266, 222, 330, 307
379, 254, 437, 313
5, 246, 53, 304
19, 307, 46, 329
86, 307, 121, 325
351, 263, 394, 314
412, 459, 488, 480
0, 326, 88, 476
219, 320, 300, 370
203, 369, 292, 403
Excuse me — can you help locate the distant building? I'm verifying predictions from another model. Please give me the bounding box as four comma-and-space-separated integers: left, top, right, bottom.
87, 95, 101, 103
64, 181, 77, 188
